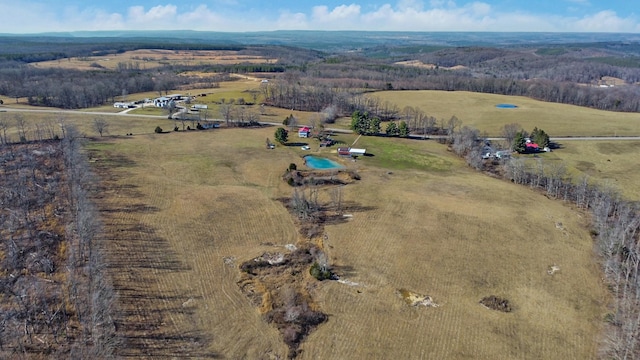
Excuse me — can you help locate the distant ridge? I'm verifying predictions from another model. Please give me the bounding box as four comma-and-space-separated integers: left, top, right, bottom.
1, 30, 639, 49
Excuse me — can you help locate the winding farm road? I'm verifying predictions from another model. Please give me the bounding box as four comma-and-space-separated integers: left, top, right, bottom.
1, 106, 639, 141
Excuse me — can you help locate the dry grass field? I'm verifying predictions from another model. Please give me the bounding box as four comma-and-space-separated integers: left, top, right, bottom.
30, 49, 276, 71
86, 126, 608, 359
0, 110, 175, 140
541, 140, 640, 201
374, 90, 640, 137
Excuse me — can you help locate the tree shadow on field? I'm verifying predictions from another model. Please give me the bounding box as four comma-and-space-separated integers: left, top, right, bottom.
100, 203, 160, 214
549, 141, 563, 150
324, 201, 376, 225
286, 142, 309, 147
331, 264, 357, 278
342, 201, 377, 213
88, 150, 137, 168
94, 167, 218, 358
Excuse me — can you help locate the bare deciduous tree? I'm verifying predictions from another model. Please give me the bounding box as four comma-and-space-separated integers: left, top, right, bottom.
92, 117, 109, 137
219, 102, 233, 127
501, 123, 522, 150
14, 113, 28, 142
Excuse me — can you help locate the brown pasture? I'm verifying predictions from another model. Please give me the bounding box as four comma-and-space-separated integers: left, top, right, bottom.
87, 126, 607, 359
373, 90, 640, 137
30, 49, 277, 71
541, 140, 640, 201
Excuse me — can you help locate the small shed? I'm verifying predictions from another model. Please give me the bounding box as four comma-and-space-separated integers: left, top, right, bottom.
337, 147, 351, 156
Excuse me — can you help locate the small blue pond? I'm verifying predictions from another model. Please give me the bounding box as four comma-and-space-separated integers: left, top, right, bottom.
496, 103, 518, 109
304, 156, 343, 170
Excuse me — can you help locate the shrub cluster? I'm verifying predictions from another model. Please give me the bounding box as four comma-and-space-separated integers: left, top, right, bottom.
309, 262, 332, 280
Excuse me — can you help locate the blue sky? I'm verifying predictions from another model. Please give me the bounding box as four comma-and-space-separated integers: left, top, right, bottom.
0, 0, 638, 33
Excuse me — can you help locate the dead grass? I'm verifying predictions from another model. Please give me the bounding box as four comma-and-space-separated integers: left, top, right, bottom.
374, 90, 640, 137
544, 140, 640, 200
87, 125, 608, 359
30, 49, 277, 71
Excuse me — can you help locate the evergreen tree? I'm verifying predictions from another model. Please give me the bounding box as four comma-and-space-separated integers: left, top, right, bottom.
368, 117, 381, 135
531, 127, 550, 148
350, 111, 370, 135
513, 131, 527, 153
386, 122, 399, 136
398, 121, 409, 137
275, 127, 288, 144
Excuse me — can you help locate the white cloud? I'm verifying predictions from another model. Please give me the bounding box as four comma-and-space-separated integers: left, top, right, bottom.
397, 0, 424, 11
127, 5, 178, 27
0, 1, 637, 33
276, 11, 309, 30
568, 10, 640, 32
312, 4, 361, 23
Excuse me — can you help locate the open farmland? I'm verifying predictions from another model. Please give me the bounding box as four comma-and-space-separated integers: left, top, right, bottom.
544, 140, 640, 201
87, 126, 608, 359
30, 49, 276, 71
373, 90, 640, 137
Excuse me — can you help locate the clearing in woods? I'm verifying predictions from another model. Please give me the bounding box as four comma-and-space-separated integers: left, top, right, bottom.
89, 126, 607, 359
372, 90, 640, 137
30, 49, 277, 71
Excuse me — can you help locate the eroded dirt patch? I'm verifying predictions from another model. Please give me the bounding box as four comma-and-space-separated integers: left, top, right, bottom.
480, 295, 512, 313
238, 245, 328, 359
398, 289, 440, 308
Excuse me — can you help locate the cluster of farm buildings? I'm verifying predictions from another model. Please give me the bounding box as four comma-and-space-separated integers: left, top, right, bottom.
114, 94, 208, 111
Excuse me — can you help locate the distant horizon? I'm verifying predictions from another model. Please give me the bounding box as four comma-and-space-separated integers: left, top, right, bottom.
4, 30, 637, 49
5, 29, 640, 35
0, 1, 638, 34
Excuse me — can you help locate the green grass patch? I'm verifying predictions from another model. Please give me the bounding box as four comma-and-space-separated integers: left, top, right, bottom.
128, 107, 167, 116
535, 48, 568, 56
587, 56, 640, 68
355, 136, 455, 171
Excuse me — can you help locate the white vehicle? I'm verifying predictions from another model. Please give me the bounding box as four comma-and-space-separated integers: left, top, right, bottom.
495, 150, 511, 159
301, 145, 310, 150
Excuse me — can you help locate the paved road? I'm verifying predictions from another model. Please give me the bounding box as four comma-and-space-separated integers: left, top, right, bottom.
1, 106, 639, 141
0, 106, 165, 119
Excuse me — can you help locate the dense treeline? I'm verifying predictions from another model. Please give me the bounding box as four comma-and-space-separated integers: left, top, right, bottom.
0, 63, 229, 109
0, 36, 246, 63
204, 63, 285, 73
263, 51, 640, 112
0, 127, 118, 357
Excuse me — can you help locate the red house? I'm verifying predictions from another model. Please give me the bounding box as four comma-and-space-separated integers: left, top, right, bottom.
525, 142, 540, 152
298, 126, 311, 138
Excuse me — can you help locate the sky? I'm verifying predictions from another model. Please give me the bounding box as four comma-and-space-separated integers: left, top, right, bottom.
0, 0, 638, 34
